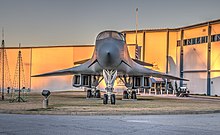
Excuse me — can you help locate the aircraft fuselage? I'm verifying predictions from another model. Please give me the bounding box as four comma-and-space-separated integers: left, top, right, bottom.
95, 35, 125, 70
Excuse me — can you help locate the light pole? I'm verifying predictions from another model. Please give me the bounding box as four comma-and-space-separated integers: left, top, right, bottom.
1, 28, 5, 100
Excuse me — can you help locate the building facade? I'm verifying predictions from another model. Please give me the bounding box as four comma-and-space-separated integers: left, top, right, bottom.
123, 19, 220, 96
1, 19, 220, 95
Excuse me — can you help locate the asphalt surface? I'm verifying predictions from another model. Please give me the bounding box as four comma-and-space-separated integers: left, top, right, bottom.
0, 113, 220, 135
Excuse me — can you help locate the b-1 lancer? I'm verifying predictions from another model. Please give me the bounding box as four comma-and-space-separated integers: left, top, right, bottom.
33, 30, 188, 104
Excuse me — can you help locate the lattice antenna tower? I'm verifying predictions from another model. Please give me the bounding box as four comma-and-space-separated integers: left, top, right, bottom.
12, 43, 26, 102
0, 28, 12, 100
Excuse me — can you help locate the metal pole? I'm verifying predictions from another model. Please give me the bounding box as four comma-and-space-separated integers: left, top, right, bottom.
180, 29, 184, 87
1, 28, 5, 100
166, 29, 170, 74
135, 8, 138, 45
165, 30, 169, 94
29, 48, 32, 91
135, 8, 139, 60
143, 31, 146, 61
18, 43, 21, 102
207, 23, 212, 96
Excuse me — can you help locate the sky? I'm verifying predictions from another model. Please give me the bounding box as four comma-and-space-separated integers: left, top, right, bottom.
0, 0, 220, 47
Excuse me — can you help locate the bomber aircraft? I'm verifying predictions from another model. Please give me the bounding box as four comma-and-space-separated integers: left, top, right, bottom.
33, 30, 188, 104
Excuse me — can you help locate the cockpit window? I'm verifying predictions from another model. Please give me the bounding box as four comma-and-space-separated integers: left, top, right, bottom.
112, 32, 123, 40
96, 32, 110, 40
96, 31, 125, 41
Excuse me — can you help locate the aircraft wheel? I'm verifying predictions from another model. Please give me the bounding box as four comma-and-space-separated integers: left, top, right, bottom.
103, 94, 108, 104
87, 89, 92, 98
123, 91, 128, 99
131, 91, 137, 99
110, 94, 116, 105
95, 90, 101, 98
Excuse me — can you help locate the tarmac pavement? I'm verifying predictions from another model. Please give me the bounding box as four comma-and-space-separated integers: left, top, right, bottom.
0, 113, 220, 135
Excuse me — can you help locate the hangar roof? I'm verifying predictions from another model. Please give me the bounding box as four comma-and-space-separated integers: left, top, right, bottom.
122, 18, 220, 33
4, 44, 94, 49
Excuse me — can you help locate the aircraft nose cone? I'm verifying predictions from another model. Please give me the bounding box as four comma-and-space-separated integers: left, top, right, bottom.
98, 44, 121, 69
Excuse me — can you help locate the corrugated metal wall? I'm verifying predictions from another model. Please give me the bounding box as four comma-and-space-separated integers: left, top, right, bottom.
125, 22, 220, 95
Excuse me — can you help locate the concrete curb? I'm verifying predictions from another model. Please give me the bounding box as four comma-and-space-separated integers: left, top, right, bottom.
0, 109, 220, 116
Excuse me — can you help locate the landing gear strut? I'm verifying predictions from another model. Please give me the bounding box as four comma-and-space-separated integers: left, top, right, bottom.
103, 70, 117, 104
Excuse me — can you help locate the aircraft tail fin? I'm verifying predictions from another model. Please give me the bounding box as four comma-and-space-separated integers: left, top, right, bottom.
167, 56, 177, 75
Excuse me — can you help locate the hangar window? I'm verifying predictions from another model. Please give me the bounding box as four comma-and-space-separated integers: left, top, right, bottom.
192, 38, 196, 45
211, 35, 216, 42
201, 36, 208, 43
217, 34, 220, 41
179, 36, 209, 46
196, 37, 201, 44
184, 40, 187, 45
187, 39, 192, 45
211, 34, 220, 42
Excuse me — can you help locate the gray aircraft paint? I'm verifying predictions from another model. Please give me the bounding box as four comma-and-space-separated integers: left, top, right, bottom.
32, 30, 188, 81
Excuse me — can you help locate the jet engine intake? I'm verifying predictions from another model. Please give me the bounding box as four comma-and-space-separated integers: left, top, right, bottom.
72, 75, 92, 88
132, 76, 150, 89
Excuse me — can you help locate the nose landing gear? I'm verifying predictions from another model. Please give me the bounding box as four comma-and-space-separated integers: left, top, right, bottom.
103, 90, 116, 105
103, 70, 117, 104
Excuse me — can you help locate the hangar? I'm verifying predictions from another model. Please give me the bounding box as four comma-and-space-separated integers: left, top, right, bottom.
1, 19, 220, 96
123, 19, 220, 96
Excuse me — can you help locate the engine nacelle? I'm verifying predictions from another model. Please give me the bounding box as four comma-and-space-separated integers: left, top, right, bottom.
72, 74, 91, 88
72, 75, 81, 87
132, 76, 150, 89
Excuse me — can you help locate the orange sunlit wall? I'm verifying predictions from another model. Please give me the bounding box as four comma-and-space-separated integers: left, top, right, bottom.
211, 24, 220, 95
183, 26, 208, 71
2, 45, 95, 92
73, 46, 94, 62
31, 47, 74, 91
31, 46, 94, 91
126, 31, 177, 74
179, 26, 208, 94
211, 24, 220, 72
145, 32, 167, 72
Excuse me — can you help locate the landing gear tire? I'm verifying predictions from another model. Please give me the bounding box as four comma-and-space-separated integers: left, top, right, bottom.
110, 94, 116, 105
131, 91, 137, 99
87, 89, 92, 98
103, 94, 108, 104
123, 91, 128, 99
95, 90, 101, 98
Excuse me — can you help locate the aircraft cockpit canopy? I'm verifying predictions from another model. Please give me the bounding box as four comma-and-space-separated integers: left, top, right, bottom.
96, 31, 125, 41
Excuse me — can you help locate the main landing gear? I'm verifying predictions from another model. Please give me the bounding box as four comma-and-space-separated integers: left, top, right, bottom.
86, 89, 101, 98
86, 76, 103, 99
123, 89, 137, 100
